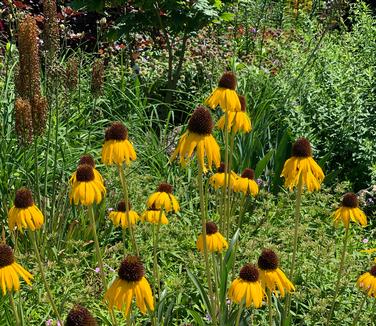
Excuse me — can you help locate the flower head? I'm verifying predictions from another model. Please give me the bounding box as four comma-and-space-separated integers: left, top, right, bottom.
196, 222, 228, 253
171, 106, 220, 173
209, 163, 237, 190
146, 183, 180, 212
101, 122, 136, 166
141, 207, 168, 224
109, 200, 139, 229
357, 265, 376, 297
70, 154, 104, 186
281, 138, 325, 192
332, 192, 367, 228
233, 168, 259, 196
8, 187, 44, 232
66, 305, 97, 326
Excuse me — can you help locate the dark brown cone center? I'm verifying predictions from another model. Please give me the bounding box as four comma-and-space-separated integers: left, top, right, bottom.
241, 168, 255, 180
117, 200, 131, 212
118, 256, 145, 282
258, 249, 279, 270
342, 193, 358, 208
187, 106, 213, 135
292, 138, 312, 157
66, 305, 98, 326
14, 187, 34, 208
238, 95, 246, 112
217, 162, 226, 173
0, 244, 15, 268
105, 122, 128, 141
79, 155, 95, 168
76, 164, 95, 182
218, 72, 237, 90
157, 183, 173, 194
206, 222, 218, 235
239, 264, 259, 282
370, 266, 376, 277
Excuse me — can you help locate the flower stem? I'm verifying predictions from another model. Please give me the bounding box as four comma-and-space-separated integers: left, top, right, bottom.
351, 294, 367, 325
9, 292, 20, 326
235, 300, 244, 326
226, 131, 235, 239
223, 111, 229, 237
30, 231, 62, 323
153, 210, 163, 298
117, 164, 139, 256
267, 289, 273, 326
326, 226, 350, 325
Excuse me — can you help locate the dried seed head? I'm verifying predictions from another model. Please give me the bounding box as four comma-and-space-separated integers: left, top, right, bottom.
31, 94, 48, 136
188, 106, 213, 135
157, 183, 173, 193
14, 187, 34, 209
218, 72, 237, 90
370, 266, 376, 277
118, 256, 145, 282
14, 98, 33, 144
43, 0, 59, 59
117, 200, 131, 212
105, 122, 128, 141
239, 264, 259, 282
238, 95, 246, 112
66, 305, 98, 326
91, 59, 104, 97
79, 155, 95, 168
292, 138, 312, 157
76, 164, 95, 182
258, 249, 279, 271
241, 168, 255, 180
342, 193, 358, 208
206, 222, 218, 235
217, 162, 226, 173
0, 244, 15, 268
66, 57, 79, 91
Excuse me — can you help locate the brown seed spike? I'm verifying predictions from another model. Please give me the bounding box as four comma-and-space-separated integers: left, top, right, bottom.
117, 200, 131, 212
66, 304, 98, 326
0, 244, 15, 268
342, 193, 358, 208
206, 222, 218, 235
118, 256, 145, 282
105, 122, 128, 141
238, 95, 247, 112
76, 164, 95, 182
14, 98, 33, 144
14, 188, 34, 209
241, 168, 255, 180
187, 106, 213, 135
370, 266, 376, 277
292, 138, 312, 157
157, 183, 173, 193
79, 155, 95, 168
239, 264, 259, 282
258, 249, 279, 271
91, 59, 104, 97
218, 72, 237, 90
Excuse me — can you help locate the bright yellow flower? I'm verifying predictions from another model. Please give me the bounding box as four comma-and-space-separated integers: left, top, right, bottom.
69, 164, 106, 206
105, 256, 154, 315
357, 265, 376, 297
233, 168, 259, 196
209, 163, 237, 190
0, 244, 32, 295
196, 222, 228, 253
69, 154, 104, 186
258, 249, 294, 297
171, 106, 220, 173
147, 183, 179, 212
332, 192, 367, 228
8, 188, 44, 232
228, 264, 264, 308
109, 201, 139, 229
141, 208, 168, 224
101, 121, 136, 166
281, 138, 324, 192
206, 72, 241, 112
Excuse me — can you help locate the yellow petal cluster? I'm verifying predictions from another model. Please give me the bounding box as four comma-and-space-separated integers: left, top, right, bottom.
228, 278, 264, 308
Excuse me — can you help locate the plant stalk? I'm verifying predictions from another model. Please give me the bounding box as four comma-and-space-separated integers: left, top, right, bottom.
351, 294, 367, 326
9, 292, 20, 326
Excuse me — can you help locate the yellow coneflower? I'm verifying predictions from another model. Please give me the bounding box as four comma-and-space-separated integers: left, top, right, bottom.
206, 72, 241, 112
233, 168, 259, 196
109, 200, 139, 229
69, 164, 106, 206
65, 304, 98, 326
104, 256, 154, 315
332, 193, 367, 228
147, 183, 179, 213
101, 122, 136, 166
8, 188, 44, 232
281, 138, 325, 192
69, 154, 104, 186
0, 244, 32, 295
216, 95, 252, 133
357, 265, 376, 297
171, 106, 220, 173
209, 163, 237, 190
141, 207, 168, 224
197, 222, 228, 253
228, 264, 264, 308
257, 249, 294, 297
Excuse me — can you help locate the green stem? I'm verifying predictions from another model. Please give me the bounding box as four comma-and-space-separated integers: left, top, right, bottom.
223, 112, 229, 238
351, 294, 367, 326
117, 164, 139, 256
326, 226, 350, 324
268, 289, 273, 326
30, 231, 61, 323
9, 292, 20, 326
33, 138, 41, 207
212, 253, 220, 319
235, 300, 244, 326
153, 210, 163, 298
371, 299, 376, 325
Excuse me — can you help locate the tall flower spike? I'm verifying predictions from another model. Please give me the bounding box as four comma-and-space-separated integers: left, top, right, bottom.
171, 106, 220, 173
14, 98, 33, 144
332, 192, 367, 228
281, 138, 325, 192
91, 59, 104, 97
206, 72, 241, 111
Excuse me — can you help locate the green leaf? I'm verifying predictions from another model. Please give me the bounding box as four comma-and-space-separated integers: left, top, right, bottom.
187, 269, 211, 314
255, 149, 274, 178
